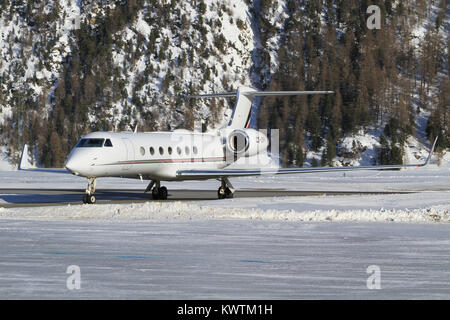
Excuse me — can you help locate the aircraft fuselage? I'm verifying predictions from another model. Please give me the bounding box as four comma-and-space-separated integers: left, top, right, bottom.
65, 130, 227, 181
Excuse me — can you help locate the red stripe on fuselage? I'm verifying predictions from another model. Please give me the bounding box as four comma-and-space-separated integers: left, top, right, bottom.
102, 157, 226, 166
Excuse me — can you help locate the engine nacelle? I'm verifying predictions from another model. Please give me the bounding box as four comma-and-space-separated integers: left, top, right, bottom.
225, 129, 269, 158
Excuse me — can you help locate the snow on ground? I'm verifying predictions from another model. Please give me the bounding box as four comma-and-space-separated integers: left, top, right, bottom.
0, 147, 14, 171
0, 219, 449, 299
0, 153, 448, 223
1, 191, 448, 223
1, 219, 450, 299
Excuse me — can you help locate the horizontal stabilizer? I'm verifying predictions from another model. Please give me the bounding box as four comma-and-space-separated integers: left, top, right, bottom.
188, 92, 237, 99
188, 86, 334, 129
188, 90, 334, 99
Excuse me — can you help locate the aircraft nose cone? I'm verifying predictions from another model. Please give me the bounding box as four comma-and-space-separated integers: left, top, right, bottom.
65, 149, 98, 177
65, 154, 89, 176
65, 158, 80, 175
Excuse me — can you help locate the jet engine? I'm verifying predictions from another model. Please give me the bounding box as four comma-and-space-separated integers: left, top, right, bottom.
225, 129, 269, 158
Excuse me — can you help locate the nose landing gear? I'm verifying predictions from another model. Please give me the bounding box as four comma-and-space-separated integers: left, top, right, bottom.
83, 177, 97, 204
83, 194, 96, 204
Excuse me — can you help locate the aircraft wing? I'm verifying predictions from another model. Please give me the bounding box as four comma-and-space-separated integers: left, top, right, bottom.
18, 167, 71, 174
18, 144, 71, 174
177, 138, 438, 180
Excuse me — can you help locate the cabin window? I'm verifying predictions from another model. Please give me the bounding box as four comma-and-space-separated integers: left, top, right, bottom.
140, 147, 145, 156
159, 146, 164, 155
76, 138, 104, 148
185, 146, 190, 156
150, 147, 155, 155
168, 147, 173, 155
193, 146, 198, 155
177, 146, 182, 155
104, 139, 113, 147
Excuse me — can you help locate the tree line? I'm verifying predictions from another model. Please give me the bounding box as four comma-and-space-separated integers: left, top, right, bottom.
255, 0, 448, 166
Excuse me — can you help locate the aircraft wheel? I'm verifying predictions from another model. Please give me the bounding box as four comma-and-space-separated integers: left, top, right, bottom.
159, 186, 168, 200
218, 187, 226, 199
89, 195, 96, 204
225, 187, 234, 199
152, 187, 160, 200
83, 194, 96, 204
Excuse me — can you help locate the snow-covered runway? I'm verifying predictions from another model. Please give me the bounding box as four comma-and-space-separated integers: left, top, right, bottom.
1, 219, 449, 299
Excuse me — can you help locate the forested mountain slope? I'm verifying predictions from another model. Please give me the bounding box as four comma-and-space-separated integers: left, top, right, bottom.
0, 0, 448, 168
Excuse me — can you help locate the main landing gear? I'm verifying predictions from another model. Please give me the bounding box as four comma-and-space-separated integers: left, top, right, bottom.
218, 178, 235, 199
145, 180, 168, 200
83, 177, 97, 204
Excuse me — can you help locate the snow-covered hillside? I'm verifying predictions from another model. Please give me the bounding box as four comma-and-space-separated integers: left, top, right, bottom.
0, 0, 448, 167
0, 1, 257, 127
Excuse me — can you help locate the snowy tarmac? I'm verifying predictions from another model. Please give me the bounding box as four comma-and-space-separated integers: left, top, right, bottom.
0, 219, 449, 299
0, 161, 448, 299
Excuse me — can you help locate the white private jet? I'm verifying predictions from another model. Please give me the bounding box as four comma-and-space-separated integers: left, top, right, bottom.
19, 86, 437, 204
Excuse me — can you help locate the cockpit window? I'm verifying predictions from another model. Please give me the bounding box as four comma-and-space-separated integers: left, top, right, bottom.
76, 138, 105, 148
104, 139, 113, 147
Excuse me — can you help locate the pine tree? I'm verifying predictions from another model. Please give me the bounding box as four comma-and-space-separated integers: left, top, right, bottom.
378, 135, 390, 165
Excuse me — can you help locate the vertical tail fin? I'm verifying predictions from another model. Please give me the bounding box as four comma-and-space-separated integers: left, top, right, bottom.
227, 86, 257, 129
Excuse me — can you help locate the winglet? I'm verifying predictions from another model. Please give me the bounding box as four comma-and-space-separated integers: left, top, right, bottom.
422, 137, 438, 167
18, 144, 33, 170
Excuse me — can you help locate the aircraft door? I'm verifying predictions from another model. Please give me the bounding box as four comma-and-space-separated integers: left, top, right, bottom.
121, 138, 135, 170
